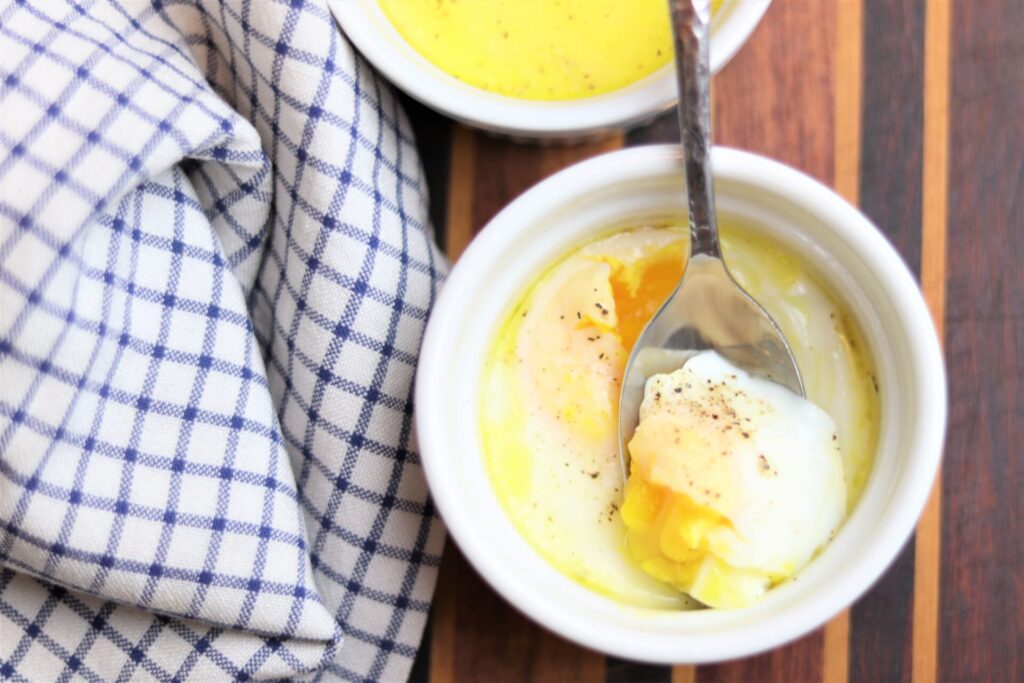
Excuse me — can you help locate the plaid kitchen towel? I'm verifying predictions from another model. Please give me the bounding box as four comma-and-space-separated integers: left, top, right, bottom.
0, 0, 448, 680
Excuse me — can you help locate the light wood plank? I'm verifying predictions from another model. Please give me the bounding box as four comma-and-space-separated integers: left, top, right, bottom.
537, 132, 624, 178
673, 664, 697, 683
428, 553, 457, 683
444, 125, 477, 262
833, 0, 863, 206
913, 1, 951, 683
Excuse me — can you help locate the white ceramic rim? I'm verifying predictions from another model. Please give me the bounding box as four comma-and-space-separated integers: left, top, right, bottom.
415, 146, 947, 663
331, 0, 772, 138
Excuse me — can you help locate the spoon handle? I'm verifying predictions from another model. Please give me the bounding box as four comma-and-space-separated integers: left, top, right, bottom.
670, 0, 720, 259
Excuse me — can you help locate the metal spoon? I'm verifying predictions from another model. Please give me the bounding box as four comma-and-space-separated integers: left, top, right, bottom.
618, 0, 804, 478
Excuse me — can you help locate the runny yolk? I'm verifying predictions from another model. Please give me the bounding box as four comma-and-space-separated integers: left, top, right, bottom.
606, 248, 685, 353
620, 475, 731, 591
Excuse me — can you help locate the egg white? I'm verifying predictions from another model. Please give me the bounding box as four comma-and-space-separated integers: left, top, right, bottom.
631, 352, 847, 600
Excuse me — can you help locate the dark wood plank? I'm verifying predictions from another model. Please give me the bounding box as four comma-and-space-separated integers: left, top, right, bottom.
469, 134, 546, 230
847, 1, 926, 681
626, 111, 679, 147
698, 631, 824, 683
438, 547, 603, 683
399, 93, 453, 248
605, 656, 671, 683
857, 0, 926, 273
942, 0, 1024, 681
400, 91, 451, 683
408, 610, 432, 683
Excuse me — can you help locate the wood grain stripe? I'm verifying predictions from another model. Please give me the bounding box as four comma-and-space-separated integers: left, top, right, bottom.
432, 546, 606, 682
856, 0, 926, 267
919, 1, 950, 338
833, 0, 863, 207
912, 3, 950, 682
671, 664, 696, 683
825, 3, 863, 679
942, 0, 1024, 680
847, 1, 926, 681
443, 125, 476, 262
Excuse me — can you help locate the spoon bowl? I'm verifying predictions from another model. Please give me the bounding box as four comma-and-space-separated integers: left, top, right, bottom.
619, 0, 803, 471
619, 254, 805, 471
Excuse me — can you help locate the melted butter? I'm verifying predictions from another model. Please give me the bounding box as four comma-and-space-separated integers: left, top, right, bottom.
479, 224, 880, 608
379, 0, 717, 100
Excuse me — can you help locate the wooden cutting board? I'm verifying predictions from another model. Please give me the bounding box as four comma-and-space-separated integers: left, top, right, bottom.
403, 0, 1023, 680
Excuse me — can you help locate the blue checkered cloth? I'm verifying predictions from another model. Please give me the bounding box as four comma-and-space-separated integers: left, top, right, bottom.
0, 0, 448, 680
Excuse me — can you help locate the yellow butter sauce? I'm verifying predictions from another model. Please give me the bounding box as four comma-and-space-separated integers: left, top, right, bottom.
379, 0, 727, 100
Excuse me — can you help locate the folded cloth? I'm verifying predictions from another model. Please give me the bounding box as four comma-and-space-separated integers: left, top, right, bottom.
0, 1, 448, 680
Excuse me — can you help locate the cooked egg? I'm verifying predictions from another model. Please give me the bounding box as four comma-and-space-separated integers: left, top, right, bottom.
622, 352, 846, 608
481, 229, 692, 608
480, 225, 879, 609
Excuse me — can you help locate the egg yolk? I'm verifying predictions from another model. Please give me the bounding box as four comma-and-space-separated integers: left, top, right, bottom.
621, 476, 766, 609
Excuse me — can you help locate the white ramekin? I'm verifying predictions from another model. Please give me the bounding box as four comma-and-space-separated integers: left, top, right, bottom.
415, 146, 946, 663
332, 0, 772, 138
